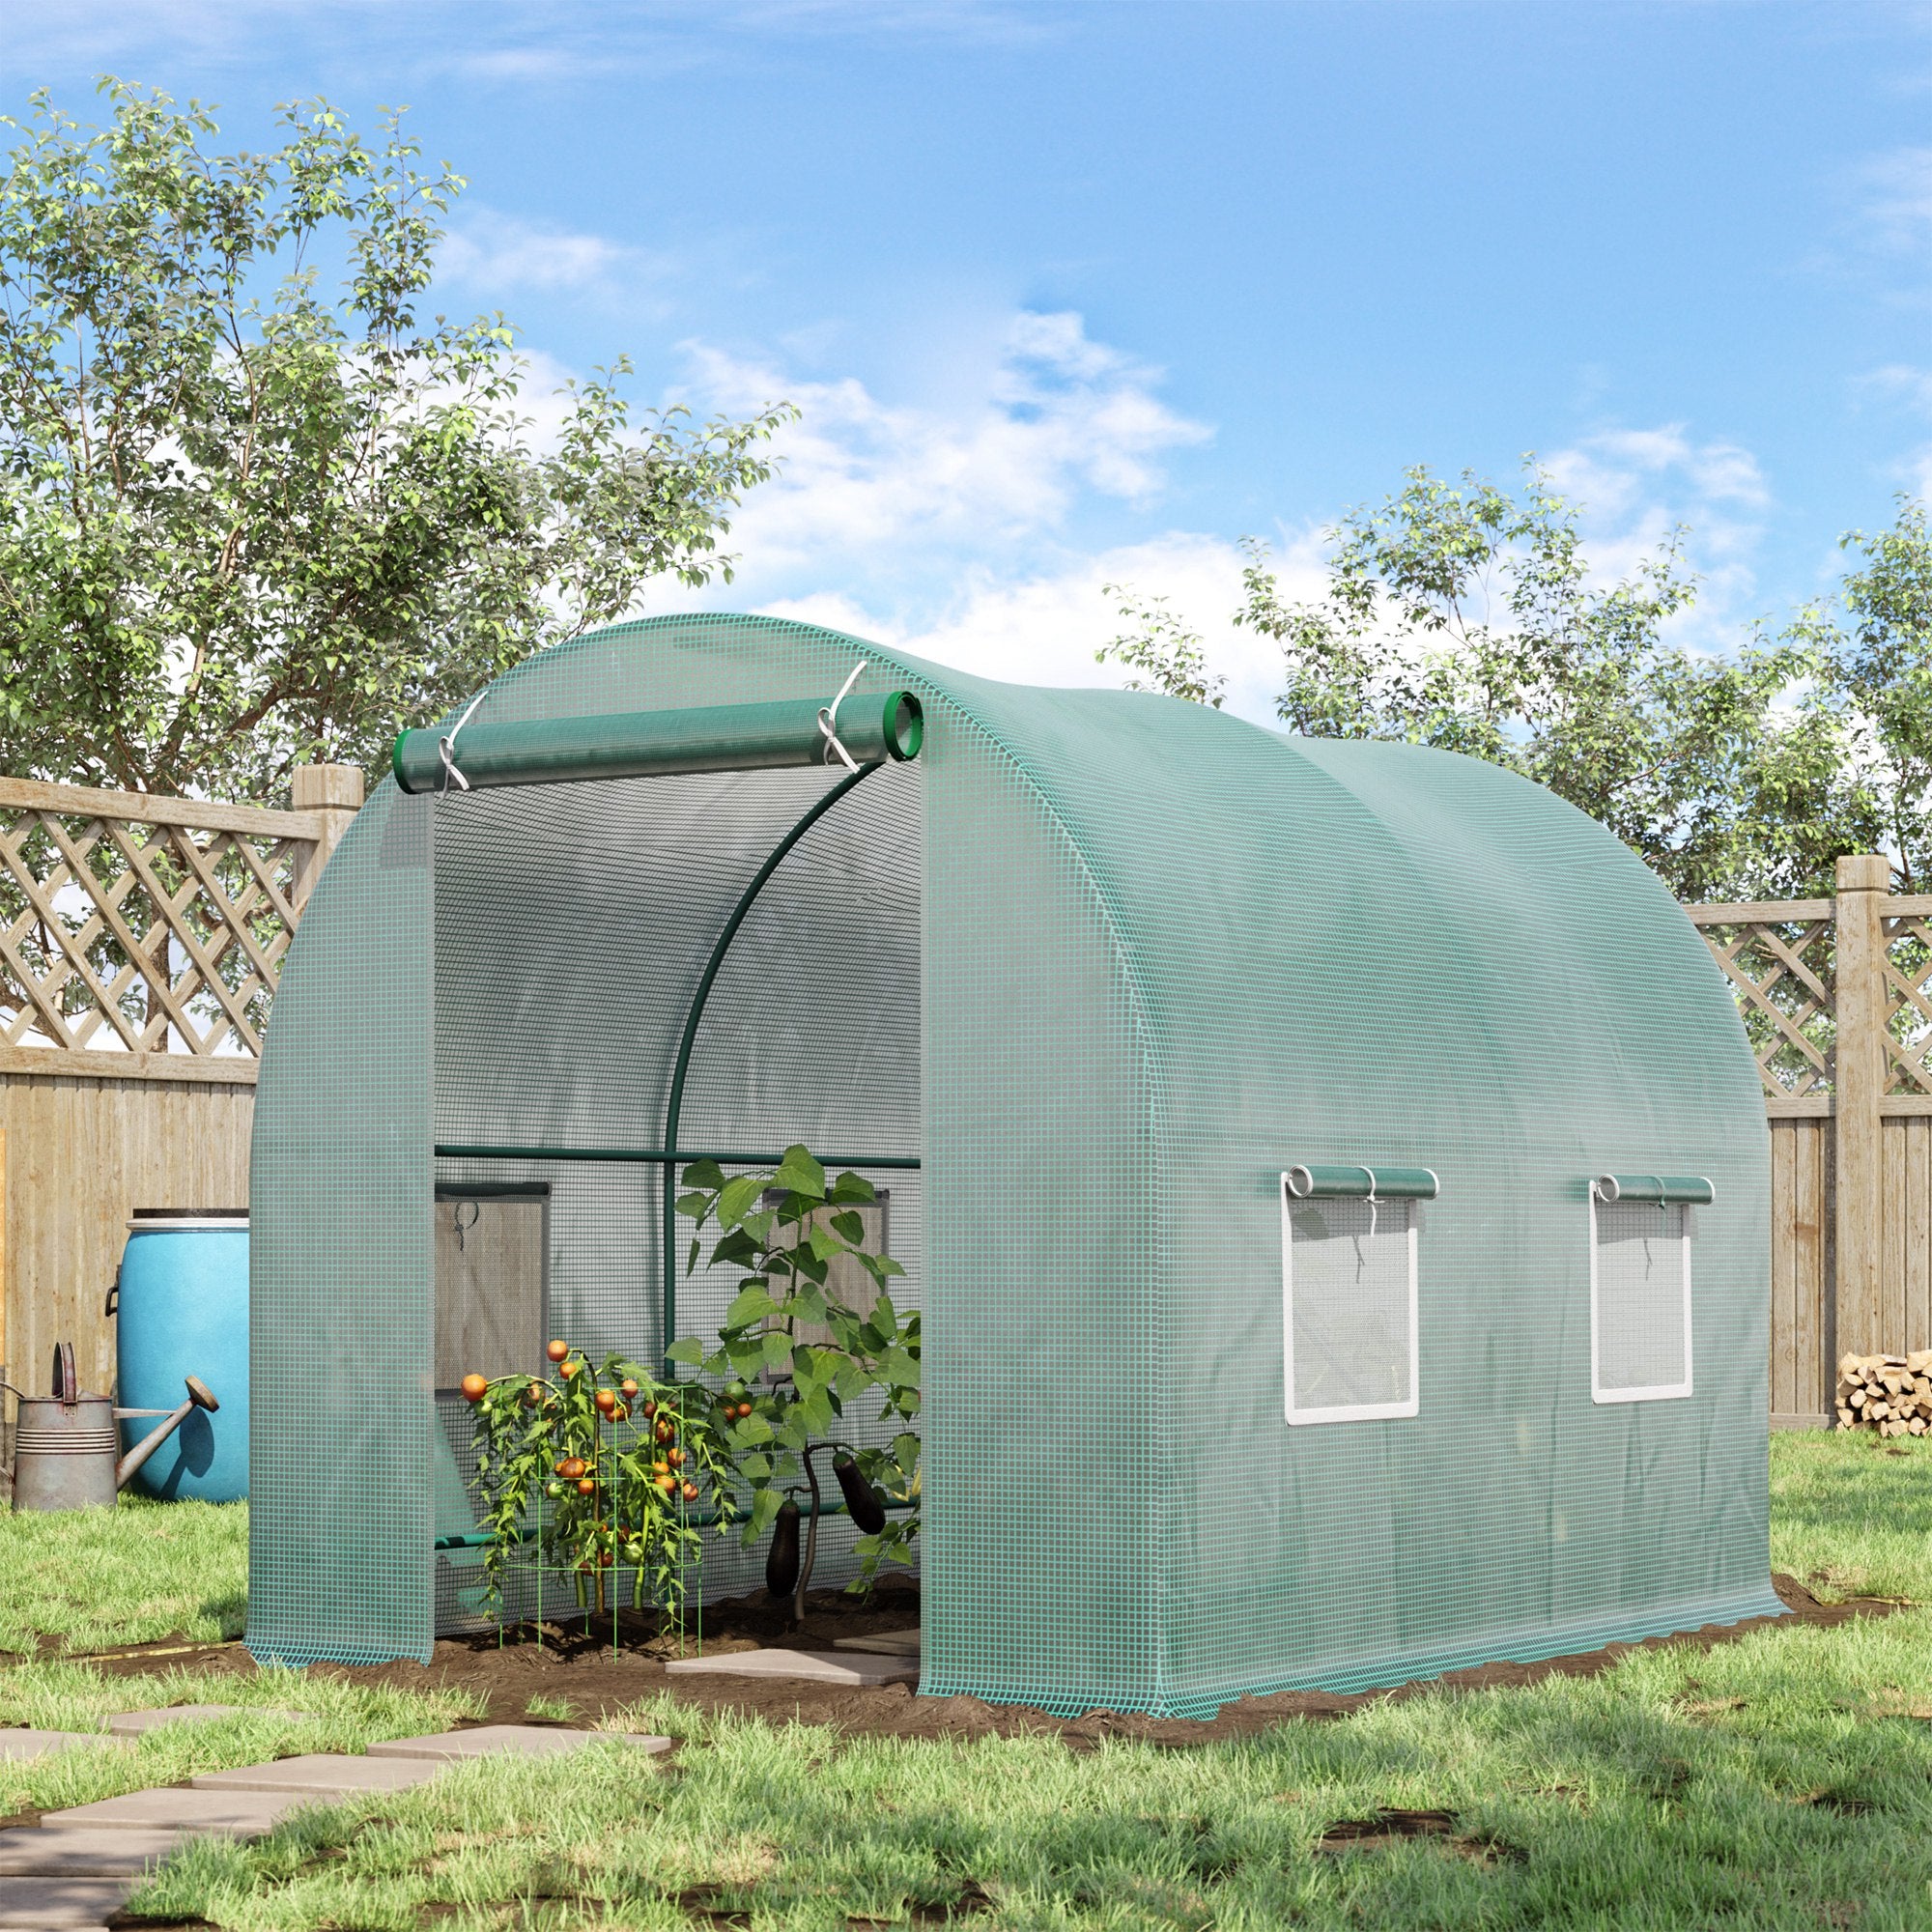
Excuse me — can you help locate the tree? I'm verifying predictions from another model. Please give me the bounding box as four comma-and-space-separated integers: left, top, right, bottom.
0, 80, 791, 800
1104, 463, 1879, 901
1785, 500, 1932, 889
1094, 584, 1225, 707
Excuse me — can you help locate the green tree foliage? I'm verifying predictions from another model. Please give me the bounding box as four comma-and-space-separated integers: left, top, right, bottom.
0, 81, 792, 799
1094, 583, 1225, 708
1105, 462, 1914, 900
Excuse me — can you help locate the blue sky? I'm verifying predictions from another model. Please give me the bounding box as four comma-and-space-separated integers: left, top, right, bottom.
7, 0, 1931, 718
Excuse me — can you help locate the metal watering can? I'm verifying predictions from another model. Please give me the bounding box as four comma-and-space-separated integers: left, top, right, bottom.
1, 1342, 217, 1512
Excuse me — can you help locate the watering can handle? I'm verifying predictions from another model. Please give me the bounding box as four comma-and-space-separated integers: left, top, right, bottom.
51, 1341, 77, 1406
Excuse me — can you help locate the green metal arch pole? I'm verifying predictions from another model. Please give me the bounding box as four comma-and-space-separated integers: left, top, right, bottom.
660, 759, 883, 1373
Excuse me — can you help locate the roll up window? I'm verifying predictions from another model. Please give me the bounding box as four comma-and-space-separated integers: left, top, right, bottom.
1589, 1174, 1710, 1405
1281, 1164, 1436, 1426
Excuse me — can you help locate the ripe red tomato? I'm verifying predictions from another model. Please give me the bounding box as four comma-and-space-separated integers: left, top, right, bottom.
577, 1476, 596, 1496
546, 1339, 569, 1363
460, 1374, 488, 1404
681, 1480, 698, 1501
620, 1378, 639, 1399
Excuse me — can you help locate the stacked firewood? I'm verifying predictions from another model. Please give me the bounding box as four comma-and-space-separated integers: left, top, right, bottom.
1835, 1351, 1932, 1436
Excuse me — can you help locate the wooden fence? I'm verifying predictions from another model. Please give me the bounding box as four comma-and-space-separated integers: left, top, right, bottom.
1690, 854, 1932, 1426
0, 758, 1923, 1432
0, 767, 361, 1406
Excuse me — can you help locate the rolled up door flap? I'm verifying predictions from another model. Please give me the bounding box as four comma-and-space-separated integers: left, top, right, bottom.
391, 691, 923, 794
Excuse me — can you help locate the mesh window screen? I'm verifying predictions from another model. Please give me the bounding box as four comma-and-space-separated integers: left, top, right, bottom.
1593, 1201, 1692, 1401
1283, 1194, 1418, 1423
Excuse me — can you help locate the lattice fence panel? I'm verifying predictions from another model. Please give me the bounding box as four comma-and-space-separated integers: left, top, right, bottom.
1689, 905, 1836, 1101
0, 803, 311, 1061
1881, 907, 1932, 1097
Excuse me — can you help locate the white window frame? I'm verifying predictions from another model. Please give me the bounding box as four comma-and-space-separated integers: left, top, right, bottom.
1588, 1192, 1694, 1405
1280, 1175, 1422, 1427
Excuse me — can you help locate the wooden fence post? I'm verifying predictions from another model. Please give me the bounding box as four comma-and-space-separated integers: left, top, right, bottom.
291, 763, 364, 911
1833, 853, 1890, 1360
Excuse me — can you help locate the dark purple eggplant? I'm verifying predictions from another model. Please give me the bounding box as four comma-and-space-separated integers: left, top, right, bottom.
834, 1454, 887, 1535
766, 1498, 802, 1597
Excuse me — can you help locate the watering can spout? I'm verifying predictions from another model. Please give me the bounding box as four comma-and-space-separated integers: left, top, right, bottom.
114, 1377, 218, 1490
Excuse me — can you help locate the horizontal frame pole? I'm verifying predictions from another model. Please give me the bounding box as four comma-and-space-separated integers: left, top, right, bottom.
435, 1143, 922, 1170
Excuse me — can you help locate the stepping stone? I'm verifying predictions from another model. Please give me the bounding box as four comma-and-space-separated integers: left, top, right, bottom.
366, 1725, 670, 1762
0, 1827, 185, 1876
0, 1875, 134, 1927
833, 1629, 922, 1656
103, 1703, 298, 1737
0, 1730, 125, 1762
665, 1647, 919, 1687
193, 1753, 442, 1795
40, 1786, 314, 1837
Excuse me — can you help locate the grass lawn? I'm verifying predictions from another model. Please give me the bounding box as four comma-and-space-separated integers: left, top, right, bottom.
0, 1435, 1923, 1928
0, 1495, 248, 1656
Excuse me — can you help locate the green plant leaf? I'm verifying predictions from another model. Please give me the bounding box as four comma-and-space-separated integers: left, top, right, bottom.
828, 1171, 876, 1204
725, 1283, 780, 1327
664, 1337, 705, 1365
681, 1160, 726, 1191
773, 1145, 826, 1197
759, 1329, 794, 1374
717, 1174, 765, 1228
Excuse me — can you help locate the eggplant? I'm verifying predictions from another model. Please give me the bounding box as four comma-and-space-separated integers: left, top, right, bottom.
834, 1454, 887, 1535
765, 1497, 802, 1597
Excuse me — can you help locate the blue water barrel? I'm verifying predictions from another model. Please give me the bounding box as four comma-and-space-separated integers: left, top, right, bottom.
115, 1211, 249, 1503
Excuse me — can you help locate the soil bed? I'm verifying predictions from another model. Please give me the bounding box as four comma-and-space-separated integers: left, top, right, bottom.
52, 1572, 1894, 1747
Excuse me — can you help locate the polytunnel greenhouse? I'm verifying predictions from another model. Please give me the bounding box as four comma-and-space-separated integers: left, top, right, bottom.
246, 611, 1784, 1718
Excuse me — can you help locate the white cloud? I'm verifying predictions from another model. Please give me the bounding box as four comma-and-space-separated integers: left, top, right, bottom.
607, 308, 1302, 715
1861, 144, 1932, 251
1538, 424, 1773, 645
438, 209, 656, 298
761, 532, 1304, 724
676, 309, 1209, 586
6, 0, 1054, 73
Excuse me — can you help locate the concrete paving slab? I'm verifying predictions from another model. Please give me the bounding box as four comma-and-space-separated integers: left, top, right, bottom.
0, 1875, 133, 1927
192, 1753, 443, 1795
832, 1629, 922, 1656
103, 1703, 299, 1737
0, 1730, 126, 1763
40, 1786, 315, 1837
366, 1725, 671, 1762
0, 1827, 186, 1877
665, 1647, 919, 1687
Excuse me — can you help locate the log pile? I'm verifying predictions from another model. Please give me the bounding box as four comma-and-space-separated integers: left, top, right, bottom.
1835, 1351, 1932, 1436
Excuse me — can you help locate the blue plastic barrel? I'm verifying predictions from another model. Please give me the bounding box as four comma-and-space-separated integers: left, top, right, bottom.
115, 1211, 249, 1503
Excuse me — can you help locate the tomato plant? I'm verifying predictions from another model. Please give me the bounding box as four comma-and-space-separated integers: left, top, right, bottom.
668, 1144, 921, 1589
468, 1349, 736, 1627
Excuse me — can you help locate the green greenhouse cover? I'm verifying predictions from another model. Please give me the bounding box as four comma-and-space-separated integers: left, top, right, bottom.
248, 612, 1781, 1717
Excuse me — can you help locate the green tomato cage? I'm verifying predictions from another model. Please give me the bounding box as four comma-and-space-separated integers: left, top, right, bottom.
246, 612, 1781, 1717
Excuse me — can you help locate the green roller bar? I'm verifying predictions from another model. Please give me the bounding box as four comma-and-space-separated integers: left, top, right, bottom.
392, 691, 924, 794
1283, 1163, 1440, 1201
1593, 1173, 1715, 1206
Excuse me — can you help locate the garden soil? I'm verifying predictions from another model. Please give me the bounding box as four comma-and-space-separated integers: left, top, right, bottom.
62, 1573, 1896, 1747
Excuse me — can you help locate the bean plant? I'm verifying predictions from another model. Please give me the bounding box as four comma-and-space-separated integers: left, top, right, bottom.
669, 1145, 922, 1587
